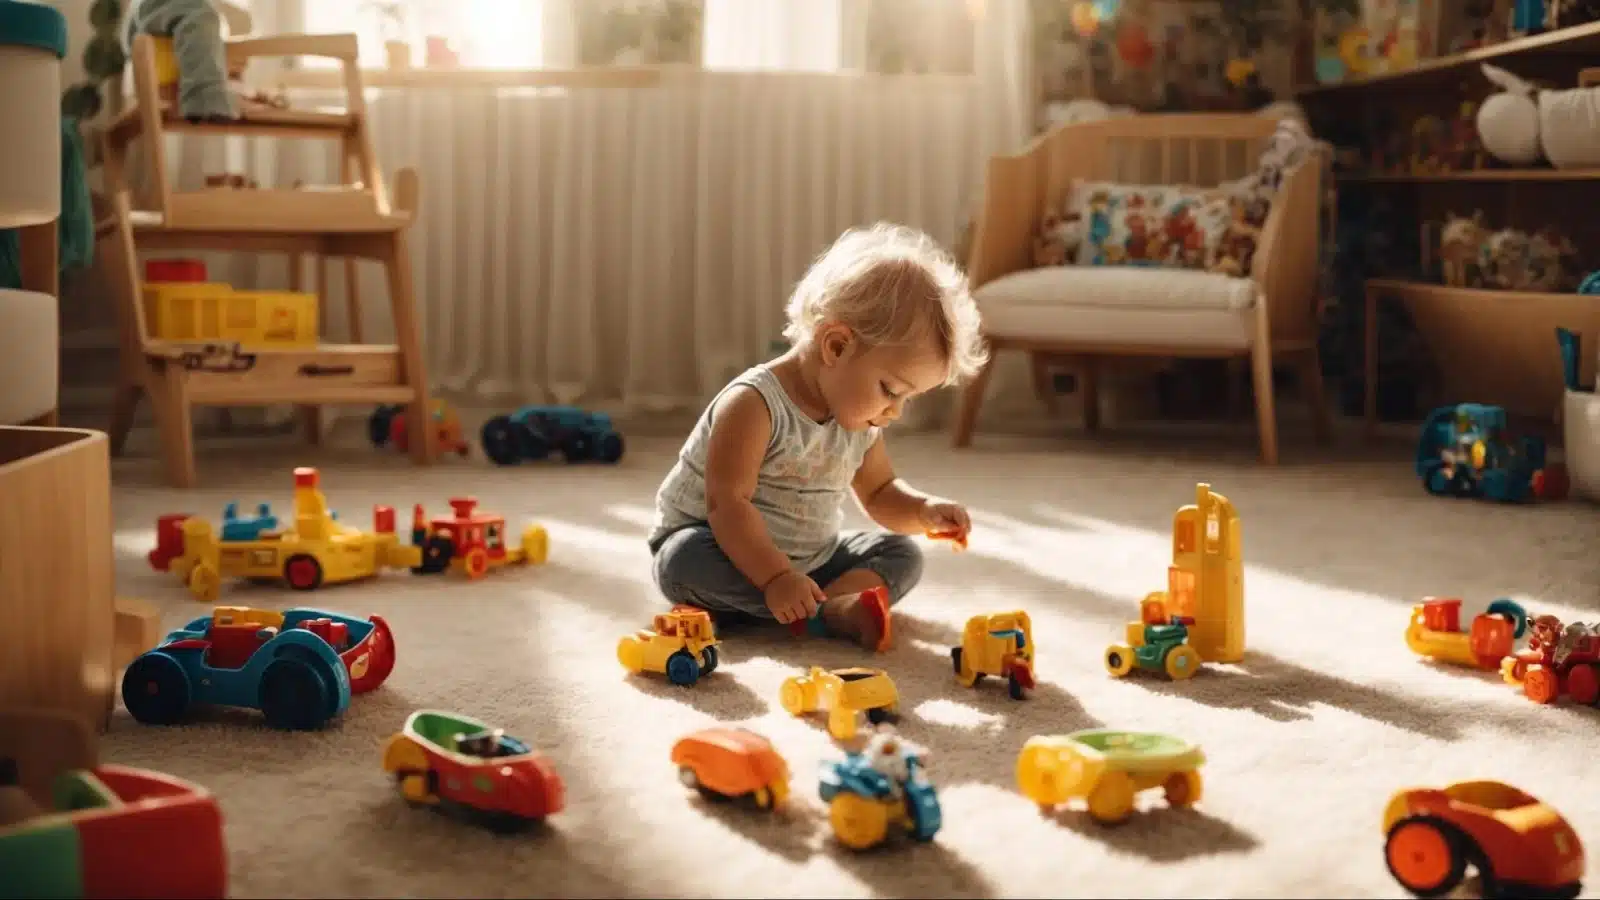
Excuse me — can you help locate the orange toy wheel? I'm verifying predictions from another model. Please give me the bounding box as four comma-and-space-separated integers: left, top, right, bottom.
1524, 666, 1561, 704
1385, 818, 1466, 898
463, 547, 490, 580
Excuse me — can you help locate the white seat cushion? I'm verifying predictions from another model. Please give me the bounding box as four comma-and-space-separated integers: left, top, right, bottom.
0, 288, 59, 424
974, 266, 1259, 350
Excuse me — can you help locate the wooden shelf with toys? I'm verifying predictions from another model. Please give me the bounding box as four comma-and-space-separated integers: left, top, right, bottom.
1304, 15, 1600, 431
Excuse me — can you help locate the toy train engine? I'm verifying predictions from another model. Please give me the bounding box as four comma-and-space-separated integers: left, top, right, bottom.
409, 498, 515, 579
480, 405, 625, 466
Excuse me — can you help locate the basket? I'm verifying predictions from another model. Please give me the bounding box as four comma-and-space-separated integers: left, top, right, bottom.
0, 0, 68, 229
1538, 84, 1600, 169
1562, 389, 1600, 502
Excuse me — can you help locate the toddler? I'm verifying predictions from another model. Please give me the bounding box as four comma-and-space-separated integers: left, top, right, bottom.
649, 223, 987, 651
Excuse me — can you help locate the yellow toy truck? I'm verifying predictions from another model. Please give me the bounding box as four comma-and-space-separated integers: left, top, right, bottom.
1016, 729, 1205, 825
617, 607, 721, 687
779, 666, 899, 741
1105, 483, 1244, 679
951, 611, 1035, 699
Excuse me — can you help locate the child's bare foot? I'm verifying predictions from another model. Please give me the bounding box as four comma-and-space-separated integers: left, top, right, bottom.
820, 587, 893, 652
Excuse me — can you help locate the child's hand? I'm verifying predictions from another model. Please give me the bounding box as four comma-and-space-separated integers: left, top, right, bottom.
764, 570, 825, 625
919, 498, 972, 542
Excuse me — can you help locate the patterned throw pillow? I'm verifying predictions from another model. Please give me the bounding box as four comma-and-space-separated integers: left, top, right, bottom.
1067, 181, 1233, 271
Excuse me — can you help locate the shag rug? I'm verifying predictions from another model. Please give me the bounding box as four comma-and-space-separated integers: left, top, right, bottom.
99, 426, 1600, 899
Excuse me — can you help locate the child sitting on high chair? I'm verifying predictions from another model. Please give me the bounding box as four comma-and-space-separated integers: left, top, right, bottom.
649, 223, 987, 651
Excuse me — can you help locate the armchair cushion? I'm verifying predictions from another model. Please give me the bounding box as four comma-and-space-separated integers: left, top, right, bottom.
974, 266, 1258, 350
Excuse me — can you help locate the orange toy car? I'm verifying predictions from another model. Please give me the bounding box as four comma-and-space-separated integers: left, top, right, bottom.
671, 727, 790, 811
1383, 780, 1584, 899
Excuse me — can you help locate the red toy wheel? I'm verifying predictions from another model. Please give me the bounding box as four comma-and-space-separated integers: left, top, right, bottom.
1385, 818, 1466, 898
284, 554, 324, 591
1567, 664, 1600, 705
1524, 666, 1561, 704
463, 547, 489, 580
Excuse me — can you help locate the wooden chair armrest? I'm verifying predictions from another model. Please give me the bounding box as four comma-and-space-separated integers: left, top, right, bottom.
1250, 149, 1324, 346
225, 33, 360, 70
968, 152, 1043, 290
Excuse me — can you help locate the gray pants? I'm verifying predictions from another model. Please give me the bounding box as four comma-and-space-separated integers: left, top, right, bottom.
651, 525, 924, 621
123, 0, 237, 121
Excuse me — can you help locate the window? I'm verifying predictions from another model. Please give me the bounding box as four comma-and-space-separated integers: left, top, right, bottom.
299, 0, 545, 69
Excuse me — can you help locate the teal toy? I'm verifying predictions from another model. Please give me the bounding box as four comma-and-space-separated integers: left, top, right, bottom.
1414, 403, 1558, 503
1104, 597, 1203, 682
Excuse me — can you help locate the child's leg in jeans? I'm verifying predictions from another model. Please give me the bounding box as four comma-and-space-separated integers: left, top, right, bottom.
651, 524, 773, 621
806, 531, 925, 651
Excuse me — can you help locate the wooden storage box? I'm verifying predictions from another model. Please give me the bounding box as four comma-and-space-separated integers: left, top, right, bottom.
0, 427, 115, 730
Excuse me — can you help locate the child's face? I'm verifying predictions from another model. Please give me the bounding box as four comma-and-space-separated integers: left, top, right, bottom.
816, 326, 949, 431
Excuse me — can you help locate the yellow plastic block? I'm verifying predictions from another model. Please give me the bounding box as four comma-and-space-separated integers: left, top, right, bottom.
151, 37, 180, 88
143, 282, 319, 348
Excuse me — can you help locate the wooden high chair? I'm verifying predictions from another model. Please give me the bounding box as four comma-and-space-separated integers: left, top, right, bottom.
95, 32, 438, 488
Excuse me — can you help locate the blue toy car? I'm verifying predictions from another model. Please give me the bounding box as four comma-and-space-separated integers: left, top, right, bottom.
817, 746, 941, 849
480, 405, 625, 465
120, 610, 353, 730
1414, 403, 1555, 503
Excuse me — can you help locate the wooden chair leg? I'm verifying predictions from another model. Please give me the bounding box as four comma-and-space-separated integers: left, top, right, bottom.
1029, 352, 1058, 415
148, 365, 196, 488
1300, 346, 1334, 442
1249, 312, 1280, 466
951, 348, 998, 448
1080, 358, 1101, 432
382, 230, 436, 464
289, 251, 322, 444
108, 380, 143, 454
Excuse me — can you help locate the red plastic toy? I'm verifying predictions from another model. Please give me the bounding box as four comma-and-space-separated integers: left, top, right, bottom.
144, 258, 207, 283
1502, 614, 1600, 705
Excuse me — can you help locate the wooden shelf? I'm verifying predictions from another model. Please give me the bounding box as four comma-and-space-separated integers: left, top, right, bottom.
1339, 168, 1600, 183
1296, 21, 1600, 98
147, 343, 417, 406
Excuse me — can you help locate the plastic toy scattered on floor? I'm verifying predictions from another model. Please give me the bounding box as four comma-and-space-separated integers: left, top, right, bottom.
381, 710, 566, 832
818, 726, 941, 850
1383, 780, 1584, 899
1415, 403, 1566, 502
671, 727, 790, 811
618, 606, 722, 686
780, 666, 899, 741
1405, 596, 1528, 671
368, 400, 471, 457
480, 404, 625, 465
1501, 614, 1600, 705
951, 610, 1035, 699
1105, 483, 1244, 678
173, 605, 396, 694
0, 762, 227, 900
147, 468, 549, 600
1015, 729, 1205, 826
121, 606, 354, 730
785, 586, 893, 652
925, 527, 968, 550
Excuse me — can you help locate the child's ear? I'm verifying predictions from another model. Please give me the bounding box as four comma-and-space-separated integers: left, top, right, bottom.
819, 325, 853, 365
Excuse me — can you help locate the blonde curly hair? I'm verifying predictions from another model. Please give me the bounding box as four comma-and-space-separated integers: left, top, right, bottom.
782, 223, 987, 386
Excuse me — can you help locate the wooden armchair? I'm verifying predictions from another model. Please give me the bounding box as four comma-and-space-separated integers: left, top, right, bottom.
952, 113, 1330, 464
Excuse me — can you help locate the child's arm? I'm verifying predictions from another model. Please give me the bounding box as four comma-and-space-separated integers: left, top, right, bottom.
851, 435, 939, 535
703, 387, 794, 591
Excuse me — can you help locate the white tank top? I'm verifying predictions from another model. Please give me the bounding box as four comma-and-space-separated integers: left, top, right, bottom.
652, 366, 880, 573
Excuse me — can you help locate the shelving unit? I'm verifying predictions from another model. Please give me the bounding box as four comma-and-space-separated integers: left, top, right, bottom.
1299, 22, 1600, 433
96, 32, 438, 487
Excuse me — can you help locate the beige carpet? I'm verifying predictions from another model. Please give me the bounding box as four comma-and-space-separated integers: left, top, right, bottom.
100, 427, 1600, 899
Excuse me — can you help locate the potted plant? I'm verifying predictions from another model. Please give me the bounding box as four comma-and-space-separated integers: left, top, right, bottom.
362, 0, 411, 69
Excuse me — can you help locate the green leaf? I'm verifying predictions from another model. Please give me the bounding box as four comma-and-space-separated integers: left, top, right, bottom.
61, 83, 104, 120
84, 34, 126, 80
88, 0, 122, 30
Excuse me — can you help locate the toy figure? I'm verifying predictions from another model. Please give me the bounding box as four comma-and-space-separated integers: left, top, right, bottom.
122, 0, 248, 122
1439, 211, 1486, 287
1410, 116, 1446, 173
1449, 101, 1485, 170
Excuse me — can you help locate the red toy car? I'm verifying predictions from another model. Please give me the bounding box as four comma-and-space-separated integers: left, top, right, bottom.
381, 710, 564, 831
1501, 615, 1600, 705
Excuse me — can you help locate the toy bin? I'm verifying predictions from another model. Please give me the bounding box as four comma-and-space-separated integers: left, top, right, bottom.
1562, 389, 1600, 502
0, 0, 68, 229
143, 283, 319, 347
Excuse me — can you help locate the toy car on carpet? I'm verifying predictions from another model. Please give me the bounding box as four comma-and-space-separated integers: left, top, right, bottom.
480, 405, 625, 465
1415, 403, 1565, 502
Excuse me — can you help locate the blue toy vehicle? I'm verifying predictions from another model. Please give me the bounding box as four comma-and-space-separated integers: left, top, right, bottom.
120, 607, 353, 730
220, 501, 279, 541
1415, 403, 1555, 503
817, 742, 941, 850
480, 405, 625, 465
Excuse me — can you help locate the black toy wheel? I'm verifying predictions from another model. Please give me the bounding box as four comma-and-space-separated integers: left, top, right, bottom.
1008, 672, 1027, 701
412, 534, 455, 575
518, 420, 552, 461
950, 647, 963, 675
866, 707, 895, 725
283, 554, 324, 591
561, 432, 592, 463
596, 432, 625, 464
259, 658, 334, 730
700, 646, 719, 675
121, 653, 191, 725
368, 405, 400, 448
481, 415, 523, 466
1384, 816, 1468, 899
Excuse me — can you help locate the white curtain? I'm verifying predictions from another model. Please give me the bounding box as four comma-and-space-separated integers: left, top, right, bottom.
702, 0, 843, 71
179, 0, 1033, 423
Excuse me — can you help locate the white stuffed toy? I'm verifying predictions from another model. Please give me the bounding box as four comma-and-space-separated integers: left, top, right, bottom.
1477, 63, 1544, 165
